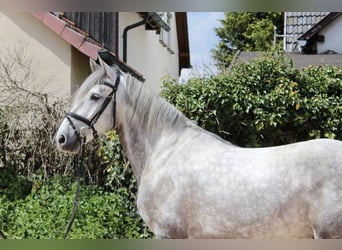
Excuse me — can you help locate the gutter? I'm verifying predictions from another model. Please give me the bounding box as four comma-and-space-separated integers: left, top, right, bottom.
122, 12, 150, 63
98, 50, 145, 82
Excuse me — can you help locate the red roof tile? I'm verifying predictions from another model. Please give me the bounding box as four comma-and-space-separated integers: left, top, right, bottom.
31, 12, 100, 60
43, 13, 65, 35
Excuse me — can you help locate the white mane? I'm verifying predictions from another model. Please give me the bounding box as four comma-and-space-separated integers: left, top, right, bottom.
122, 73, 189, 133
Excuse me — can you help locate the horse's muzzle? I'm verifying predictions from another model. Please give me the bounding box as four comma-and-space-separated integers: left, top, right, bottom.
55, 121, 81, 154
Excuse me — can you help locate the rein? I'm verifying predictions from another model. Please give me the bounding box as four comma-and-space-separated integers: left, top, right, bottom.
63, 138, 85, 239
0, 229, 6, 239
62, 70, 121, 238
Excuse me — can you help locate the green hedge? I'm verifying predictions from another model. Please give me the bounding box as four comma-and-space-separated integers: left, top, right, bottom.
0, 132, 151, 239
162, 52, 341, 146
0, 103, 152, 239
0, 175, 150, 239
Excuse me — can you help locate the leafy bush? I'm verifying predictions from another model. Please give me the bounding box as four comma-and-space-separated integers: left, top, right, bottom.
162, 52, 342, 147
0, 44, 152, 239
0, 176, 151, 239
0, 104, 152, 239
0, 96, 150, 239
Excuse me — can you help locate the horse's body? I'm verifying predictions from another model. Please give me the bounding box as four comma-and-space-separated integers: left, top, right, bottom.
55, 56, 342, 239
139, 130, 342, 238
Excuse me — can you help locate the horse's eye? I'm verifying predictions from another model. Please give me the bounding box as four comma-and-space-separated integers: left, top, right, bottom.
90, 93, 101, 101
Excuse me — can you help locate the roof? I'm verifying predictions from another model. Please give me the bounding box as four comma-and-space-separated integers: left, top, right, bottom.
286, 53, 342, 69
297, 12, 342, 41
285, 12, 329, 39
235, 51, 342, 69
32, 12, 103, 60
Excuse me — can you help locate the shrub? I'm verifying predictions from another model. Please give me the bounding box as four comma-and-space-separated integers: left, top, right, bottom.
0, 176, 151, 239
0, 103, 152, 238
0, 44, 152, 239
161, 52, 342, 147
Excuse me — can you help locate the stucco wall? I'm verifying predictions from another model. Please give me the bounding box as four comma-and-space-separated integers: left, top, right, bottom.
0, 12, 73, 100
71, 47, 91, 94
0, 12, 181, 100
317, 15, 342, 54
118, 12, 179, 93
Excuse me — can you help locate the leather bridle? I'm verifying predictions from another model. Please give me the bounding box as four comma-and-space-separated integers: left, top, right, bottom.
66, 71, 121, 143
62, 71, 120, 239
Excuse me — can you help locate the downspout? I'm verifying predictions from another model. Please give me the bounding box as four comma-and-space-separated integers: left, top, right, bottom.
283, 12, 287, 51
122, 12, 150, 63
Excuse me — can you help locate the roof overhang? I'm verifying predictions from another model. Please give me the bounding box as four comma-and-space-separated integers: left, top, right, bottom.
31, 12, 145, 82
175, 12, 191, 74
297, 12, 342, 41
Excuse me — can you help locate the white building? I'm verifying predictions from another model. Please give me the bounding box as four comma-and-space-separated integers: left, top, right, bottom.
283, 12, 342, 54
0, 12, 191, 100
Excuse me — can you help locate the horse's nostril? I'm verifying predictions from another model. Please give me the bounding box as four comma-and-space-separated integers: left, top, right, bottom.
58, 134, 66, 145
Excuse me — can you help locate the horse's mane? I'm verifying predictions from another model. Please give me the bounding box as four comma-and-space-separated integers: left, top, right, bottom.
123, 73, 189, 132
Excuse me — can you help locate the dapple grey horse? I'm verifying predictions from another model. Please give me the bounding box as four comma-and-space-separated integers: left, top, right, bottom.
55, 56, 342, 239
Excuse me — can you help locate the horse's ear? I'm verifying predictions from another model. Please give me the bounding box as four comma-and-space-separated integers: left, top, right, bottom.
99, 56, 116, 79
89, 58, 100, 72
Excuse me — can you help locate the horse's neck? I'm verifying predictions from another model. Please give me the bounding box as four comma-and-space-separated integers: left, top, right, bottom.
116, 123, 146, 185
115, 83, 185, 185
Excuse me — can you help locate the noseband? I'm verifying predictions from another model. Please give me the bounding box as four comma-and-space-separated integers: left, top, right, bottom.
66, 71, 121, 142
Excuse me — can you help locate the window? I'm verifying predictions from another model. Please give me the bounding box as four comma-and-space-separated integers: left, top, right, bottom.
158, 12, 175, 54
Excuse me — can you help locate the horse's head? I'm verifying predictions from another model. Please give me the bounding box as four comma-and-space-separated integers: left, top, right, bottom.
55, 57, 121, 154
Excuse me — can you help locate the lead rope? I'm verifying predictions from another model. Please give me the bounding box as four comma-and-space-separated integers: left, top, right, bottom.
0, 229, 6, 239
63, 137, 86, 239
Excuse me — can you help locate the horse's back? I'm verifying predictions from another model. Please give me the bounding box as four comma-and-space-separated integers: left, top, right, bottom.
223, 139, 342, 238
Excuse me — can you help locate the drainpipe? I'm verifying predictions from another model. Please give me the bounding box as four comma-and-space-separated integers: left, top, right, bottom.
283, 12, 287, 51
123, 12, 150, 63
